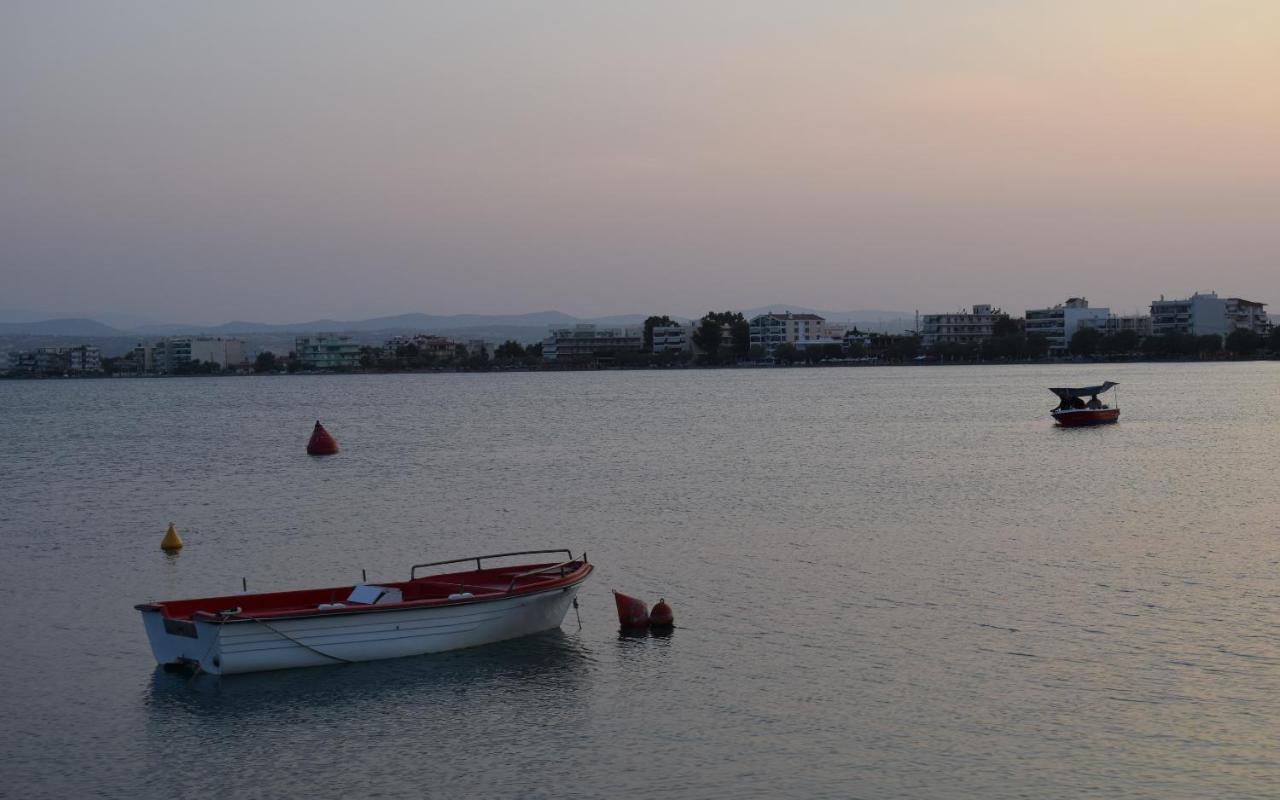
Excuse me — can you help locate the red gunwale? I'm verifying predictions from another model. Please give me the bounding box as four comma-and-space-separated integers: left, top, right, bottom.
1051, 408, 1120, 427
136, 560, 592, 624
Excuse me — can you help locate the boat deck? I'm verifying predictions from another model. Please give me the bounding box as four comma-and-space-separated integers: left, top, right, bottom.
137, 560, 590, 623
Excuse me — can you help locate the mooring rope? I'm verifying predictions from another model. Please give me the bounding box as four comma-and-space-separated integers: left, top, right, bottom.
240, 613, 354, 664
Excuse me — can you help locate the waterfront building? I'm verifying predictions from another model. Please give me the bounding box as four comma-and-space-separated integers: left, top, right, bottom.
542, 324, 642, 361
295, 334, 361, 369
1024, 298, 1110, 355
384, 334, 465, 359
152, 336, 246, 372
920, 305, 996, 349
6, 345, 102, 375
748, 312, 826, 354
651, 324, 692, 353
130, 343, 155, 373
843, 329, 873, 351
1150, 292, 1269, 337
1104, 314, 1152, 338
792, 336, 844, 353
1225, 297, 1271, 336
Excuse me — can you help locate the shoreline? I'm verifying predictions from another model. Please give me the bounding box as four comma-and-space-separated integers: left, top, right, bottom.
4, 353, 1277, 380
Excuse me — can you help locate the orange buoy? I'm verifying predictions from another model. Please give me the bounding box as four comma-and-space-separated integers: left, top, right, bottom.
160, 522, 183, 551
613, 590, 650, 630
649, 598, 674, 628
306, 420, 339, 455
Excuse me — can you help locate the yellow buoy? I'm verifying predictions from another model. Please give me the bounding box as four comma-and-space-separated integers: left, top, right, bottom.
160, 522, 183, 551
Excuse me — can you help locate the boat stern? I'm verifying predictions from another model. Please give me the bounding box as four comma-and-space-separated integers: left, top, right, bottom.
136, 604, 220, 674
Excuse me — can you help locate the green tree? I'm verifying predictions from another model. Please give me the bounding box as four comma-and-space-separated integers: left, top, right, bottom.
692, 315, 724, 362
694, 311, 749, 360
1100, 330, 1139, 354
1069, 326, 1104, 357
991, 313, 1022, 337
1196, 334, 1222, 356
772, 342, 800, 363
254, 351, 278, 373
494, 340, 527, 361
1225, 328, 1260, 356
986, 334, 1024, 360
642, 315, 678, 352
1270, 326, 1280, 354
748, 344, 767, 362
1023, 333, 1049, 358
806, 343, 844, 362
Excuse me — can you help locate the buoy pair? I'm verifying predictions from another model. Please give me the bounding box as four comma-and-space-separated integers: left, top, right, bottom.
307, 421, 339, 455
613, 590, 674, 631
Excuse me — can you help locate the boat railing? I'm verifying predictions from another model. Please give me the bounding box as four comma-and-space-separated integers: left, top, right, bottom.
410, 549, 575, 581
504, 557, 583, 593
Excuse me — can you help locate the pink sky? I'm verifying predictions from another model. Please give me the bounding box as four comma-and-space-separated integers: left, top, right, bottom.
3, 1, 1278, 323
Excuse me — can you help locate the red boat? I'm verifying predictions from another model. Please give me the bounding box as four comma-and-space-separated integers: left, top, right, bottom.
137, 549, 592, 674
1050, 381, 1119, 427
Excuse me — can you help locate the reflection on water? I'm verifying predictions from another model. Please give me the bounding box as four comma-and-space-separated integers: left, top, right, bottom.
145, 629, 595, 718
3, 364, 1280, 799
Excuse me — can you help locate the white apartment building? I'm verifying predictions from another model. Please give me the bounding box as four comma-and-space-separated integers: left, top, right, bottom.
295, 334, 361, 369
920, 304, 996, 349
151, 336, 246, 372
6, 345, 102, 375
1105, 314, 1153, 338
748, 312, 825, 353
1024, 298, 1110, 355
1150, 292, 1270, 337
651, 324, 692, 353
542, 325, 643, 361
1225, 297, 1270, 336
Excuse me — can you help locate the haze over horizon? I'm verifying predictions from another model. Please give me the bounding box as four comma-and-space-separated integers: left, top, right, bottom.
4, 2, 1278, 323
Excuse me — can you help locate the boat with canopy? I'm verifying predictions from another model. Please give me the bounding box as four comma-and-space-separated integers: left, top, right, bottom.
1049, 381, 1119, 426
137, 549, 592, 675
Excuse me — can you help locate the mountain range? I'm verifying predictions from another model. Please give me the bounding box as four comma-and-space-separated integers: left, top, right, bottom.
0, 307, 914, 339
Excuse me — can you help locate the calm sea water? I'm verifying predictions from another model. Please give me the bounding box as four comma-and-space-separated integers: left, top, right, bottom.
1, 364, 1279, 799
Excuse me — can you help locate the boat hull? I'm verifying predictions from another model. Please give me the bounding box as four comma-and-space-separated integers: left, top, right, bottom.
1052, 408, 1120, 427
140, 583, 584, 675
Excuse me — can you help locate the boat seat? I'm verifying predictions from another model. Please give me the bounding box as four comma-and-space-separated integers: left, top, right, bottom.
346, 585, 403, 605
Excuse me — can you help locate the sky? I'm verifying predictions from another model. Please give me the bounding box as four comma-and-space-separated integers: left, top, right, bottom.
2, 1, 1278, 324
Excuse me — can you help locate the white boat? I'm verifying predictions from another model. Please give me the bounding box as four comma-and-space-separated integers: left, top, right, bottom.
137, 550, 592, 675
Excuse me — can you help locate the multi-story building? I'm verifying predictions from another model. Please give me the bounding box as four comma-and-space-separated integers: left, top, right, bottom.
295, 334, 361, 369
542, 325, 643, 362
1151, 292, 1225, 337
1225, 297, 1271, 336
152, 336, 246, 372
1150, 292, 1269, 337
1104, 314, 1152, 338
843, 329, 873, 352
651, 324, 692, 353
1024, 298, 1110, 355
920, 304, 996, 349
748, 312, 826, 353
384, 334, 464, 359
62, 345, 102, 373
6, 345, 102, 375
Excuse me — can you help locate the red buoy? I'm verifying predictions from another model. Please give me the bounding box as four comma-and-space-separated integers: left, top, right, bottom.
613, 590, 649, 630
649, 598, 674, 628
306, 420, 339, 455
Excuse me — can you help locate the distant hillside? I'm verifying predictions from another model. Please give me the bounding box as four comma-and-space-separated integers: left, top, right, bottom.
0, 318, 123, 337
0, 307, 916, 340
129, 311, 630, 336
739, 306, 915, 332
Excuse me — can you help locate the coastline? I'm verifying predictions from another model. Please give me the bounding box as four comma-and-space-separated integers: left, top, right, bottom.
4, 352, 1277, 380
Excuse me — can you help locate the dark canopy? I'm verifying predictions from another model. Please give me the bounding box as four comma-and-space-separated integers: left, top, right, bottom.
1049, 381, 1117, 400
